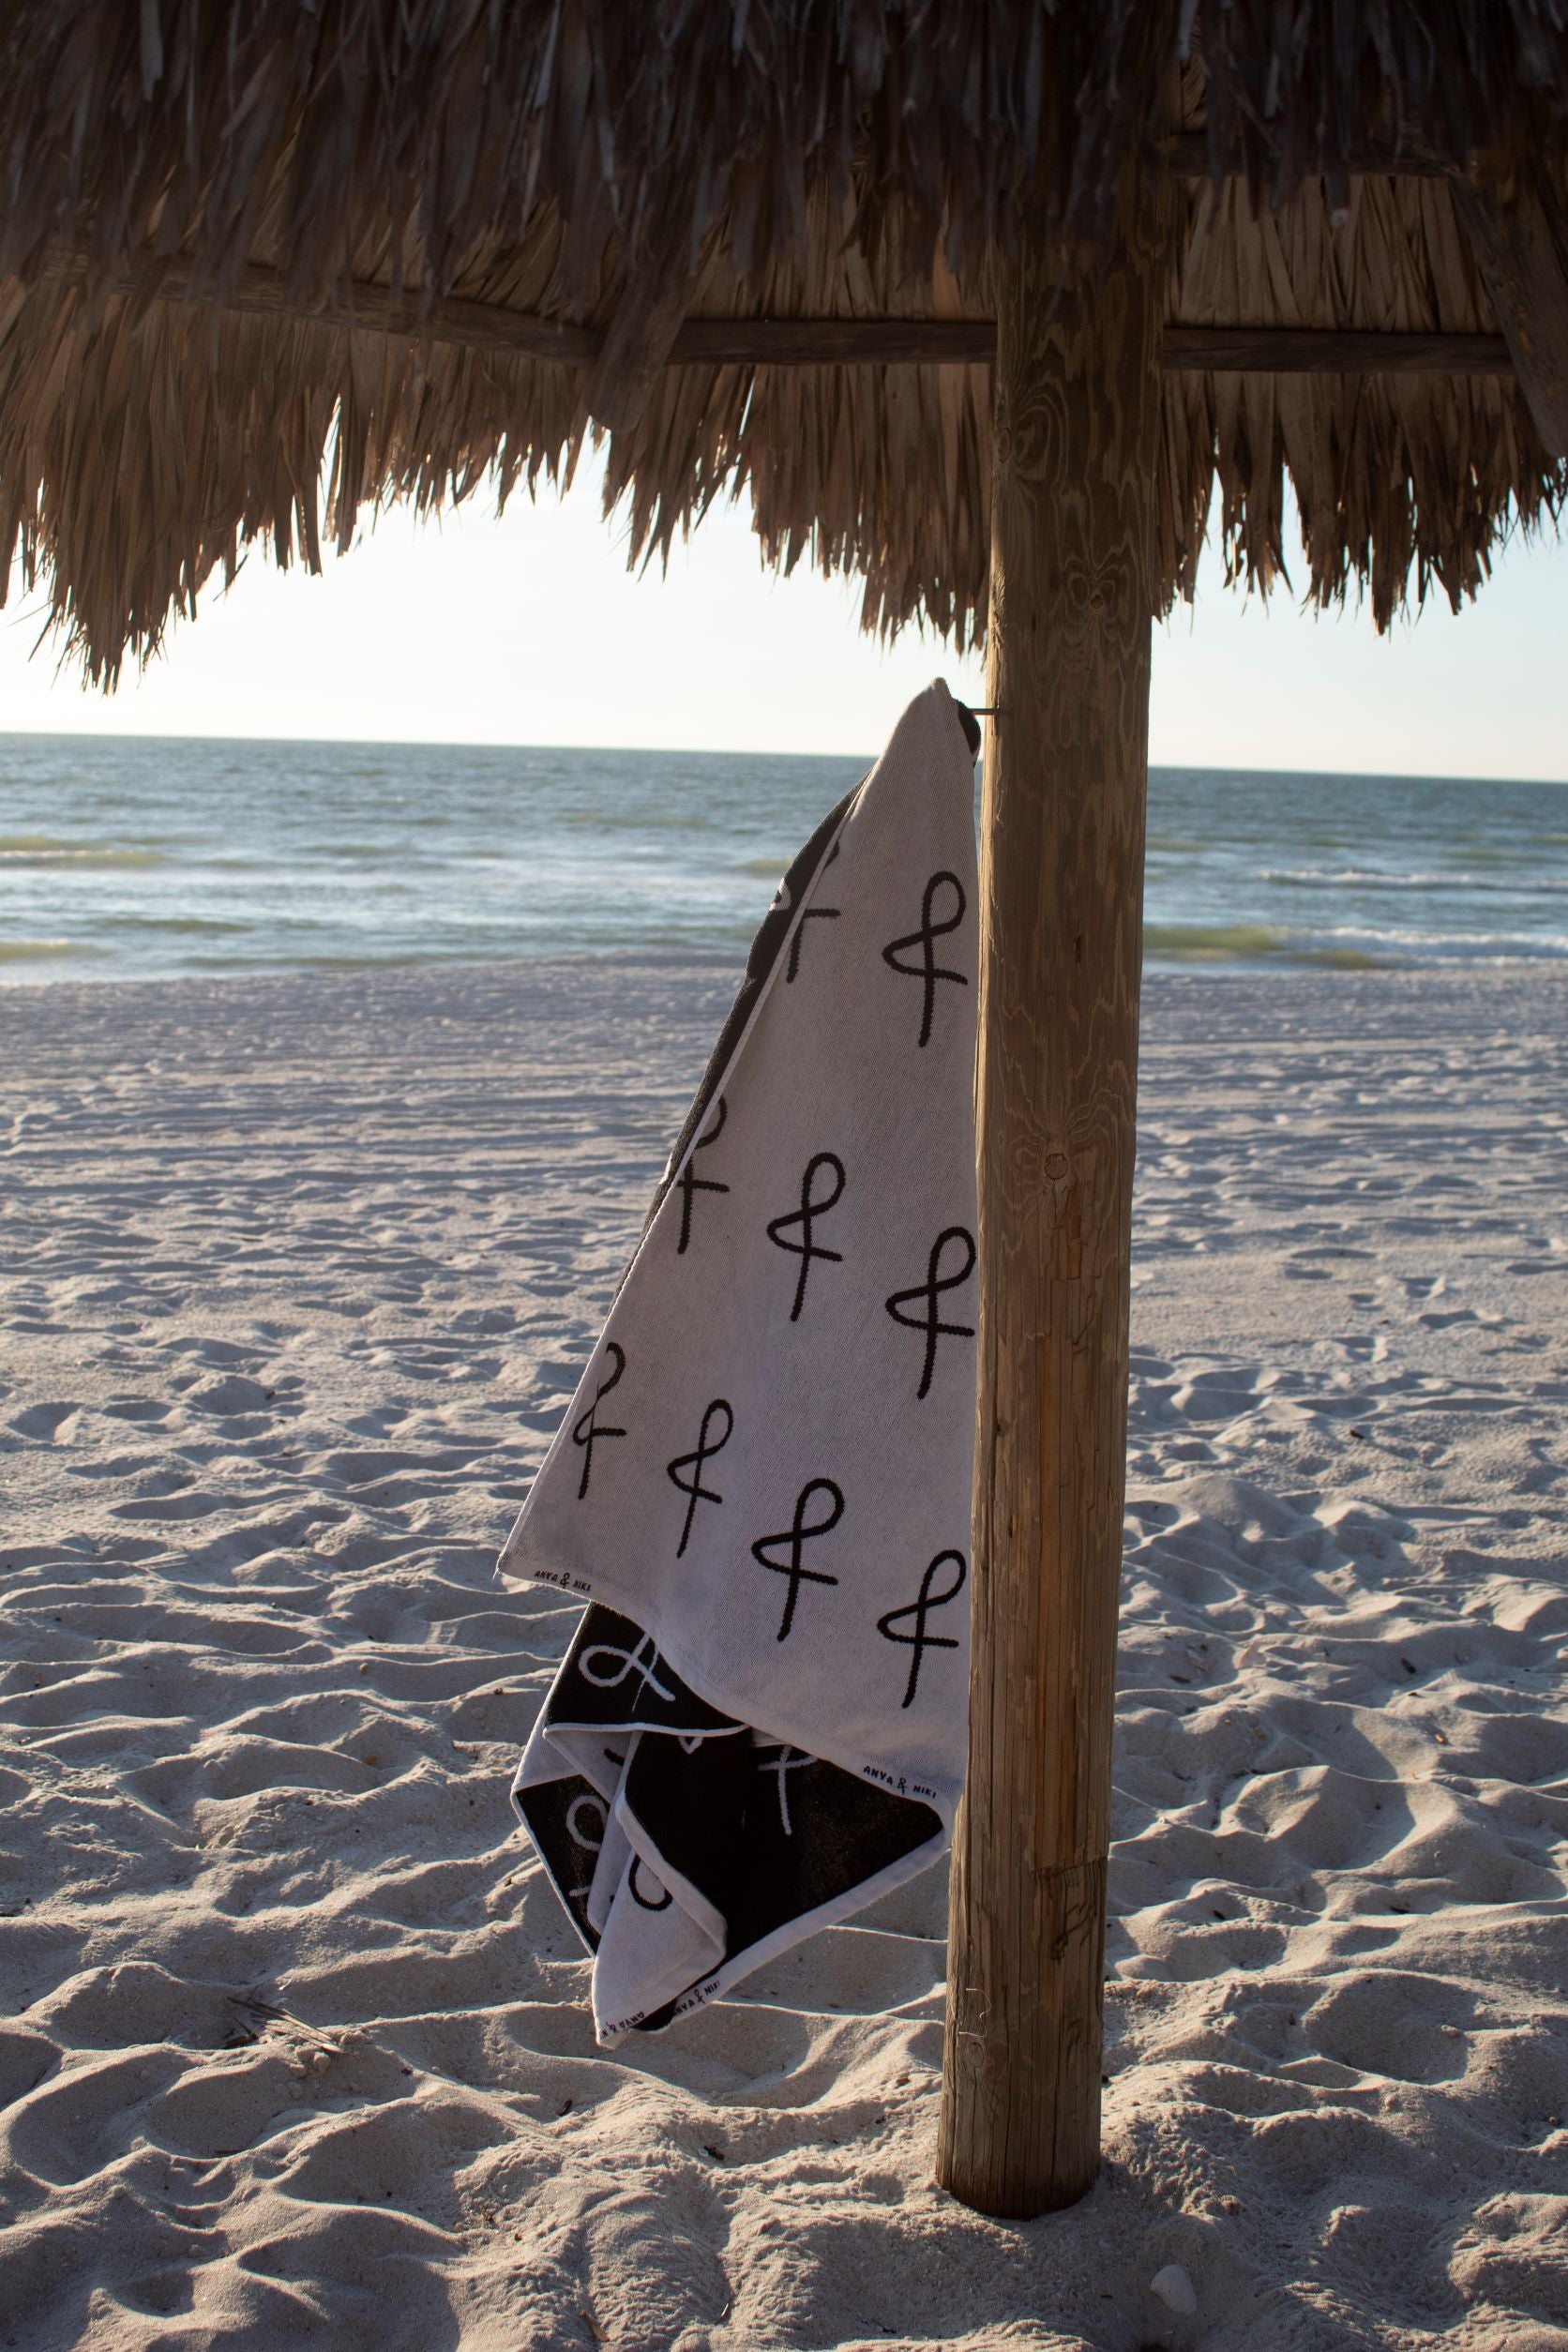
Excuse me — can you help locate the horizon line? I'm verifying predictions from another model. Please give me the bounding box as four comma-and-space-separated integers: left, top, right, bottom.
0, 722, 1564, 791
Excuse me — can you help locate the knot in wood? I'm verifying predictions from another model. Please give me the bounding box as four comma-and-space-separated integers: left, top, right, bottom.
1063, 551, 1134, 647
1005, 1123, 1073, 1199
995, 376, 1065, 488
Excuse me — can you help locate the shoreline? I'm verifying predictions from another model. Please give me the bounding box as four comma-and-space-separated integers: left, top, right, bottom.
7, 941, 1568, 993
8, 736, 1567, 996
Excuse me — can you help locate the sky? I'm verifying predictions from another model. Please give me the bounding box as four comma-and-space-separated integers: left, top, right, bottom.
1, 454, 1563, 777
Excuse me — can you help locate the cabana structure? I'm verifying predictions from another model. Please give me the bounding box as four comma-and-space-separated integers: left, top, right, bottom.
3, 1, 1564, 2220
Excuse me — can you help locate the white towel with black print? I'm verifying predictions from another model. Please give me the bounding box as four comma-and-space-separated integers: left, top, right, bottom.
499, 680, 979, 2044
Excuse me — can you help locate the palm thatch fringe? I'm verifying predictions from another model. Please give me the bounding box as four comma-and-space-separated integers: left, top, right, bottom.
0, 2, 1564, 679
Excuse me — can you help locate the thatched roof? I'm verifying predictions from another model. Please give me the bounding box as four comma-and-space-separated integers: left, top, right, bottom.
3, 2, 1567, 682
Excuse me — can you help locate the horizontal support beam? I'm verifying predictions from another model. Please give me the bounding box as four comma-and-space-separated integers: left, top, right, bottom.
673, 320, 1512, 373
37, 234, 601, 364
1163, 324, 1511, 374
674, 318, 1512, 372
670, 315, 994, 365
1161, 131, 1455, 181
33, 237, 1513, 381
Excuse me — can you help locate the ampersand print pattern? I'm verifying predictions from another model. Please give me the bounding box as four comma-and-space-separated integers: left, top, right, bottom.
750, 1478, 845, 1641
884, 1225, 977, 1398
571, 1341, 626, 1500
785, 841, 842, 982
675, 1094, 731, 1254
877, 1549, 969, 1708
627, 1858, 673, 1912
882, 868, 969, 1047
666, 1398, 734, 1556
765, 1153, 846, 1321
578, 1624, 673, 1704
501, 680, 979, 2047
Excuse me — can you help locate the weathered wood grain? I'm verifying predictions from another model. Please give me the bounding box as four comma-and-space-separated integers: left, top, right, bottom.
935, 164, 1166, 2217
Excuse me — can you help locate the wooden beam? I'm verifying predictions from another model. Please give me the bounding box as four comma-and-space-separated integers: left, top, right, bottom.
1162, 324, 1509, 374
675, 320, 1509, 373
35, 234, 600, 365
1449, 170, 1568, 457
1161, 131, 1455, 181
669, 316, 997, 367
31, 237, 1514, 381
936, 160, 1164, 2215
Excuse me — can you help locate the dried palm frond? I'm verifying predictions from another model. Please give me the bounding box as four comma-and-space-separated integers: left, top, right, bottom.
0, 1, 1564, 680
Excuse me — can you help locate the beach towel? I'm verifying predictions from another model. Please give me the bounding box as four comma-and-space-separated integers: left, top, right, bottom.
498, 680, 979, 2043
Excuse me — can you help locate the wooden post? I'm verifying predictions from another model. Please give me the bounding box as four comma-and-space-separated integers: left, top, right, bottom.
937, 160, 1167, 2217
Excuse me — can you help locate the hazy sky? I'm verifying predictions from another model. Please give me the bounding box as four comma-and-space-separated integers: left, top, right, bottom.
1, 455, 1562, 776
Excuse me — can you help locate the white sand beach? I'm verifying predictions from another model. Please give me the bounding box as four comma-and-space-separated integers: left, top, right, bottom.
3, 955, 1566, 2352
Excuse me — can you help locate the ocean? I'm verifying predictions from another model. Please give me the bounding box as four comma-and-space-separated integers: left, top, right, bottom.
3, 731, 1566, 987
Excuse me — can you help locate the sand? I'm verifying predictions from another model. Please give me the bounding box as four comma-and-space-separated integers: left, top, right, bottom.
3, 955, 1566, 2352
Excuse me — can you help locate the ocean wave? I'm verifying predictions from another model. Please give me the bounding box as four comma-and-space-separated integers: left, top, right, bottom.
0, 938, 101, 962
1257, 866, 1564, 894
1144, 926, 1391, 970
1144, 920, 1568, 968
1310, 922, 1568, 955
1145, 924, 1290, 961
113, 916, 254, 936
6, 735, 1567, 986
0, 838, 164, 869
